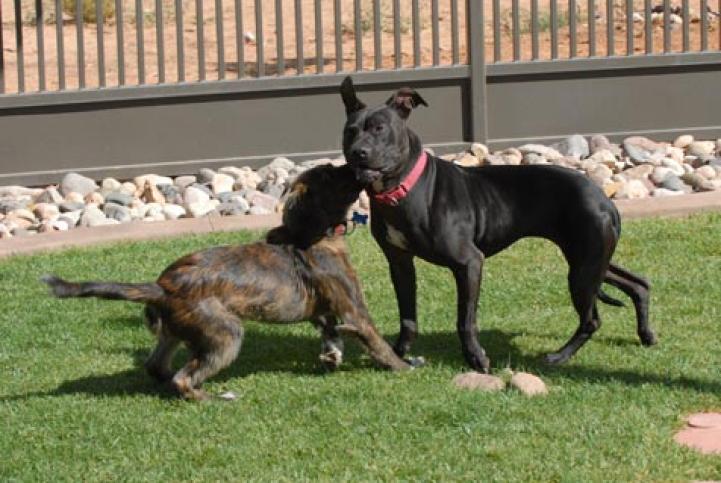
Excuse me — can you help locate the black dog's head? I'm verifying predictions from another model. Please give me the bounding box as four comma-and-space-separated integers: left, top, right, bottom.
340, 76, 428, 189
266, 163, 364, 249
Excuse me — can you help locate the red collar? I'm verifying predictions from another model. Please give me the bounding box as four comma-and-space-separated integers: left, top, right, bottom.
372, 151, 428, 206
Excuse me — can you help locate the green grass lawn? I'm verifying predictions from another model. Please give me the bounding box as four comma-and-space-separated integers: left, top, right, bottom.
1, 213, 720, 481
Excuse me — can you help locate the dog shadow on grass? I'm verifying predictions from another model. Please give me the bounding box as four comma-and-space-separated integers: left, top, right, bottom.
5, 327, 721, 401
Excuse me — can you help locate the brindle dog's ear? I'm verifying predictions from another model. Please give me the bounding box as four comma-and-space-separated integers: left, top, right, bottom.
340, 76, 366, 115
385, 87, 428, 119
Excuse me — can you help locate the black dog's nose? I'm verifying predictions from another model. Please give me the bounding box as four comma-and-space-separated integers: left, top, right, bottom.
351, 148, 369, 162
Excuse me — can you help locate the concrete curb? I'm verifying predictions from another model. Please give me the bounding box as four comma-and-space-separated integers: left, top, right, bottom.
1, 190, 720, 259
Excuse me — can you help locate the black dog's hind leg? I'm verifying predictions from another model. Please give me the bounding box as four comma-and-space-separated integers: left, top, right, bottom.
604, 263, 656, 346
451, 247, 491, 373
383, 249, 419, 358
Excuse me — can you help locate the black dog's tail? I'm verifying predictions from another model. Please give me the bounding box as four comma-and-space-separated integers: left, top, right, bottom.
41, 274, 165, 305
597, 288, 625, 307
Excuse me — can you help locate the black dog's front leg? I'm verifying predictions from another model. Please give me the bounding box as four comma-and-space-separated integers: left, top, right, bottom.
384, 249, 418, 358
451, 250, 491, 373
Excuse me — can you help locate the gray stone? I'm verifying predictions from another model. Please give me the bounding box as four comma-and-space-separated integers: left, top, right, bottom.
156, 184, 183, 205
652, 188, 684, 197
452, 372, 505, 392
0, 199, 30, 214
259, 182, 286, 199
60, 172, 98, 197
661, 158, 685, 176
144, 203, 164, 218
509, 372, 548, 396
552, 134, 590, 159
104, 191, 134, 207
623, 136, 665, 164
35, 187, 64, 204
197, 168, 217, 184
57, 214, 79, 228
218, 166, 245, 180
650, 166, 672, 185
660, 174, 689, 192
80, 205, 111, 227
248, 205, 272, 215
0, 186, 43, 198
709, 158, 721, 168
162, 204, 187, 220
247, 191, 279, 212
590, 134, 618, 154
174, 175, 197, 189
217, 201, 249, 216
103, 203, 132, 223
59, 201, 85, 212
522, 152, 548, 165
683, 172, 716, 191
517, 144, 564, 160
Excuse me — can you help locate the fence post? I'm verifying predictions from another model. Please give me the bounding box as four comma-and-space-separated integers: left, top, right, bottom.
466, 0, 487, 144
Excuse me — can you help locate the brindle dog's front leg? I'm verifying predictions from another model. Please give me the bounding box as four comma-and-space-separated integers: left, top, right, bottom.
451, 247, 491, 373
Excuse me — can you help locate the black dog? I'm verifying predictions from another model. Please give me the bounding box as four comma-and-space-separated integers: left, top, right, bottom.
340, 76, 656, 372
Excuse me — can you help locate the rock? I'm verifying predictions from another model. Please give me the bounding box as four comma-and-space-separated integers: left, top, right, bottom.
0, 185, 43, 198
39, 219, 70, 232
695, 165, 717, 180
652, 188, 684, 197
59, 201, 85, 213
0, 199, 30, 214
517, 144, 564, 160
586, 163, 613, 186
452, 372, 505, 391
57, 213, 80, 228
120, 182, 138, 196
183, 185, 211, 205
248, 205, 272, 215
499, 148, 522, 165
211, 173, 235, 195
650, 166, 672, 185
11, 227, 32, 237
197, 168, 217, 184
603, 182, 623, 198
615, 179, 650, 199
552, 134, 590, 159
156, 184, 183, 205
665, 146, 685, 164
35, 187, 64, 204
522, 152, 549, 165
8, 208, 36, 223
144, 203, 164, 218
33, 203, 60, 221
103, 203, 132, 223
687, 141, 716, 157
162, 204, 187, 220
187, 199, 220, 218
101, 177, 122, 192
455, 153, 482, 167
632, 11, 644, 22
247, 191, 279, 212
104, 191, 134, 207
141, 181, 166, 204
217, 201, 249, 216
484, 154, 506, 166
622, 136, 665, 164
80, 205, 111, 227
623, 164, 655, 180
509, 372, 548, 396
218, 166, 245, 180
133, 174, 173, 190
259, 182, 286, 199
668, 12, 683, 24
261, 157, 296, 175
84, 192, 104, 206
174, 175, 197, 189
661, 158, 685, 176
590, 134, 621, 156
233, 169, 263, 191
673, 134, 694, 149
60, 172, 98, 197
682, 172, 716, 191
688, 413, 721, 429
0, 223, 11, 238
470, 143, 489, 160
587, 149, 618, 168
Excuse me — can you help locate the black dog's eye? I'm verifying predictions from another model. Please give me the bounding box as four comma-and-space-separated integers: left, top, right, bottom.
372, 124, 384, 134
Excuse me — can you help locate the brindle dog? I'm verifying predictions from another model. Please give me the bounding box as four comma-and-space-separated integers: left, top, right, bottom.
42, 164, 409, 401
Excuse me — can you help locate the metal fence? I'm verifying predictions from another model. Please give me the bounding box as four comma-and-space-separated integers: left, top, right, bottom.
1, 0, 720, 185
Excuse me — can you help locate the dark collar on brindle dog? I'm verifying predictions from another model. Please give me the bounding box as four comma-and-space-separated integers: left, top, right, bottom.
371, 151, 428, 206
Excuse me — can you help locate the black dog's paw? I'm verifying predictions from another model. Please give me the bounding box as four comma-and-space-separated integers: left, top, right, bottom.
639, 330, 658, 347
404, 356, 426, 369
543, 351, 569, 365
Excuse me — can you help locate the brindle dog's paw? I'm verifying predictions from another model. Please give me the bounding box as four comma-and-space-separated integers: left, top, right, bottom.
404, 356, 426, 369
218, 391, 238, 401
319, 348, 343, 371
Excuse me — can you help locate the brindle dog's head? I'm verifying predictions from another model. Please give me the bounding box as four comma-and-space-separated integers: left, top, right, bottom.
340, 76, 428, 188
266, 163, 364, 249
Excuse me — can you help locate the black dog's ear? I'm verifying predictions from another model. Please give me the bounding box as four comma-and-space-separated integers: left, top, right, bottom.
385, 87, 428, 119
340, 76, 366, 115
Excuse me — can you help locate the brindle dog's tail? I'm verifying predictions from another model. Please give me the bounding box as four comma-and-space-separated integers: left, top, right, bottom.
41, 274, 165, 305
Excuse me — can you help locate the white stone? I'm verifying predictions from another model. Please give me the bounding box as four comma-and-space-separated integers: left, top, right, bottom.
33, 203, 60, 221
673, 134, 694, 149
163, 204, 187, 220
211, 173, 235, 195
696, 165, 717, 180
661, 158, 685, 176
615, 179, 650, 199
687, 141, 715, 157
187, 199, 220, 218
64, 191, 85, 204
183, 185, 211, 205
517, 144, 564, 160
652, 188, 684, 197
650, 166, 672, 184
133, 174, 174, 190
101, 177, 122, 192
470, 143, 489, 160
0, 185, 43, 198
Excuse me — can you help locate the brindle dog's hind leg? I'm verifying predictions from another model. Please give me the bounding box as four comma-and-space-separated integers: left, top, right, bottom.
313, 316, 345, 371
143, 305, 180, 382
171, 298, 243, 401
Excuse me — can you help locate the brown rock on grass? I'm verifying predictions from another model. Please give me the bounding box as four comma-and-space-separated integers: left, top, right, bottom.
453, 372, 506, 392
509, 372, 548, 396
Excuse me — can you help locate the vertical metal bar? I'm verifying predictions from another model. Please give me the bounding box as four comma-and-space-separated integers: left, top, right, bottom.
570, 0, 578, 57
135, 0, 144, 84
432, 0, 439, 65
644, 0, 652, 53
14, 0, 24, 92
35, 0, 46, 91
700, 0, 708, 50
235, 0, 244, 78
719, 0, 721, 50
315, 0, 323, 73
374, 0, 382, 69
493, 0, 500, 61
175, 0, 184, 81
451, 0, 459, 64
512, 0, 520, 60
354, 0, 362, 70
531, 0, 539, 59
116, 0, 124, 85
155, 0, 164, 83
295, 0, 303, 74
606, 0, 614, 56
275, 0, 284, 74
663, 0, 670, 52
412, 0, 420, 66
334, 0, 342, 71
625, 0, 633, 55
96, 0, 105, 87
76, 0, 84, 88
551, 0, 558, 59
589, 0, 596, 56
0, 2, 4, 93
196, 0, 205, 80
467, 0, 487, 142
216, 0, 225, 79
55, 0, 65, 90
682, 0, 689, 51
394, 0, 401, 67
255, 0, 264, 76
